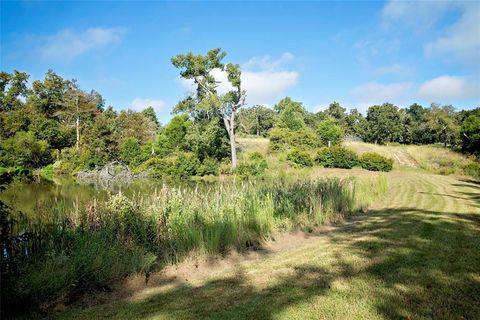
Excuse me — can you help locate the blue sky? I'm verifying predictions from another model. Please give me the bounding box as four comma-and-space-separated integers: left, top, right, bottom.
1, 1, 479, 122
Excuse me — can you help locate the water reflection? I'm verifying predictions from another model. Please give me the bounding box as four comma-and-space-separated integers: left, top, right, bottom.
1, 176, 215, 218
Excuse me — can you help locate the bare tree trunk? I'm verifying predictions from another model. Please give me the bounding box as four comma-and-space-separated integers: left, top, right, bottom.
223, 113, 237, 169
230, 112, 237, 168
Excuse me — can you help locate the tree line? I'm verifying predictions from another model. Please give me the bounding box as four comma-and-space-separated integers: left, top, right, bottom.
1, 48, 479, 178
237, 98, 479, 156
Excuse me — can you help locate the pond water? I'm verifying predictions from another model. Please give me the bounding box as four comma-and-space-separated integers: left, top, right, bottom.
1, 177, 210, 218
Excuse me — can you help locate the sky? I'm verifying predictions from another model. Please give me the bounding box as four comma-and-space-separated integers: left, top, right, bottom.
1, 1, 479, 122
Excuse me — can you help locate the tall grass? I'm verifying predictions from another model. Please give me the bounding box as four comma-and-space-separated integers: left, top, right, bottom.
2, 176, 387, 317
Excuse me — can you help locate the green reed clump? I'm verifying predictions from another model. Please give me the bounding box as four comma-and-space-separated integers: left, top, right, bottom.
2, 176, 387, 317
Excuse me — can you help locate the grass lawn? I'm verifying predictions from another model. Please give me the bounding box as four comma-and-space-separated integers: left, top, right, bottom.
52, 171, 480, 320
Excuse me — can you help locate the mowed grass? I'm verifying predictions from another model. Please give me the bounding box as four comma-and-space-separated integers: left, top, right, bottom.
53, 171, 480, 320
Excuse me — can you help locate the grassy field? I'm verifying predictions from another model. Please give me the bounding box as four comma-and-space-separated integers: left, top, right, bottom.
344, 140, 477, 175
238, 137, 478, 179
52, 170, 480, 319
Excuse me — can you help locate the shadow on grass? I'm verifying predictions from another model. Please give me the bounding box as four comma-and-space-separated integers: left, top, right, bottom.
55, 202, 480, 319
334, 206, 480, 319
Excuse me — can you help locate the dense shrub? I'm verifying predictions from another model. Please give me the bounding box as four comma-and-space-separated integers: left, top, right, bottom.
359, 152, 394, 172
315, 146, 359, 169
287, 148, 313, 167
0, 131, 52, 168
138, 152, 200, 178
316, 117, 344, 146
197, 157, 220, 176
269, 127, 319, 151
235, 152, 268, 177
463, 162, 480, 179
120, 137, 145, 168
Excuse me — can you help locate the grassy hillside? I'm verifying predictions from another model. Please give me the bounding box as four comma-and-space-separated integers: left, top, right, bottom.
238, 137, 478, 178
345, 140, 477, 176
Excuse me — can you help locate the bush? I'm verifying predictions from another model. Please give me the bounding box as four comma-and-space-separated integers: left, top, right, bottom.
235, 152, 268, 177
316, 117, 344, 146
269, 127, 319, 151
138, 152, 200, 178
120, 137, 145, 168
198, 157, 219, 176
0, 131, 52, 168
463, 162, 480, 179
315, 146, 359, 169
287, 148, 313, 167
359, 152, 394, 172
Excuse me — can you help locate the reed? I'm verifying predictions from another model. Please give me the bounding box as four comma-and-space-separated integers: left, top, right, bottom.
2, 176, 388, 316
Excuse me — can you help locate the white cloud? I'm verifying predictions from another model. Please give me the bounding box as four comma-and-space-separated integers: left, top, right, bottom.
382, 1, 451, 32
424, 7, 480, 66
38, 27, 127, 60
242, 70, 298, 104
374, 64, 412, 77
179, 53, 299, 105
382, 0, 480, 66
129, 98, 166, 112
418, 76, 480, 101
350, 82, 414, 106
242, 52, 294, 71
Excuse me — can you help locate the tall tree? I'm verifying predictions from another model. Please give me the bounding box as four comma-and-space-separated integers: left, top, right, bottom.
0, 70, 29, 112
171, 48, 245, 168
364, 103, 403, 144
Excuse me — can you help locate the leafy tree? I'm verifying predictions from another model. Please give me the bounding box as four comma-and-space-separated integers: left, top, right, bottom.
277, 103, 305, 131
304, 111, 326, 130
424, 104, 459, 147
364, 103, 403, 144
324, 101, 346, 123
316, 117, 344, 146
185, 117, 230, 161
29, 69, 75, 118
0, 131, 52, 168
0, 70, 29, 112
274, 97, 305, 113
120, 137, 144, 167
171, 48, 245, 168
460, 115, 480, 156
142, 106, 159, 128
344, 108, 366, 137
236, 105, 275, 136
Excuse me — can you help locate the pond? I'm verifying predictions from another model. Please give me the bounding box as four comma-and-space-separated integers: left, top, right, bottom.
1, 176, 211, 218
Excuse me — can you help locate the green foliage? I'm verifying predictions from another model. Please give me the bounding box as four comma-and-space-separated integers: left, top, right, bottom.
316, 117, 344, 146
198, 157, 220, 176
185, 117, 230, 161
236, 105, 275, 136
359, 152, 394, 172
0, 131, 52, 168
363, 103, 403, 144
460, 115, 480, 156
4, 176, 387, 316
39, 164, 54, 181
139, 152, 200, 178
315, 146, 359, 169
463, 162, 480, 179
324, 101, 346, 122
0, 70, 29, 112
120, 137, 144, 168
277, 100, 305, 131
234, 152, 268, 177
287, 148, 313, 167
269, 127, 319, 151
